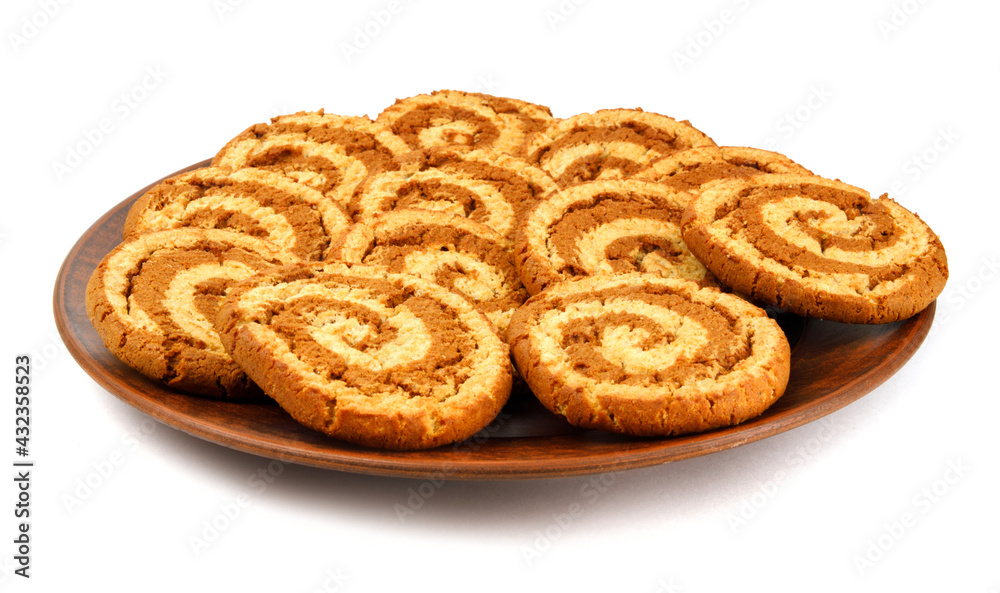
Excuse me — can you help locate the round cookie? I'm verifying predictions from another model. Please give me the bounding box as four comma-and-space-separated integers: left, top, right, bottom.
213, 110, 411, 208
515, 179, 716, 295
349, 149, 558, 245
215, 261, 513, 450
524, 108, 717, 186
507, 274, 790, 436
123, 166, 351, 261
681, 174, 949, 323
329, 209, 527, 335
85, 228, 300, 400
376, 90, 554, 156
634, 146, 812, 194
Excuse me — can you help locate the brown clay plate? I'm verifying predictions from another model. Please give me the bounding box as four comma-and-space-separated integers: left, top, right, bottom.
53, 160, 936, 480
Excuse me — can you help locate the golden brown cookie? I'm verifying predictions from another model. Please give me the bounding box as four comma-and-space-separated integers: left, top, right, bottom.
681, 174, 949, 323
376, 90, 554, 156
123, 166, 351, 261
212, 110, 411, 208
215, 261, 513, 450
524, 108, 717, 186
85, 228, 300, 400
507, 274, 790, 436
329, 209, 527, 335
514, 179, 716, 295
634, 146, 812, 194
349, 149, 557, 245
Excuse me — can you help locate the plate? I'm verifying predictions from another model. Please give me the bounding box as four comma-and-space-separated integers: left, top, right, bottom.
53, 160, 935, 480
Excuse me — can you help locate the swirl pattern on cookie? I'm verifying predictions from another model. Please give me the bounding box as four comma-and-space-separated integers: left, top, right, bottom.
123, 166, 351, 261
85, 229, 300, 400
376, 90, 554, 156
515, 179, 715, 295
213, 110, 411, 208
681, 174, 949, 323
507, 274, 790, 436
350, 149, 558, 245
524, 109, 717, 186
635, 146, 812, 194
330, 209, 527, 335
216, 262, 512, 449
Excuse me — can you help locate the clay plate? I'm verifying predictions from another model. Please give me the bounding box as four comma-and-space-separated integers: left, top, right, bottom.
53, 160, 935, 480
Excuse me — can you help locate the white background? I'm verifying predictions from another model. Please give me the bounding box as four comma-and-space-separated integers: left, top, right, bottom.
2, 0, 997, 591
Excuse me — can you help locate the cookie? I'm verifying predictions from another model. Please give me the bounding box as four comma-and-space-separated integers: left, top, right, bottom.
524, 108, 717, 186
507, 274, 790, 436
329, 209, 527, 335
123, 166, 351, 261
376, 90, 554, 156
634, 146, 812, 194
215, 261, 513, 450
349, 149, 558, 245
85, 228, 300, 400
514, 179, 716, 295
681, 174, 949, 323
213, 110, 411, 208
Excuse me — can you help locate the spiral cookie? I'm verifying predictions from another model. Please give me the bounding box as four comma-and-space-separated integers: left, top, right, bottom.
635, 146, 812, 195
85, 229, 300, 400
215, 262, 512, 449
376, 90, 554, 156
213, 110, 411, 208
681, 174, 949, 323
329, 209, 527, 335
508, 274, 790, 436
123, 166, 351, 261
350, 149, 558, 245
515, 179, 715, 295
524, 108, 717, 186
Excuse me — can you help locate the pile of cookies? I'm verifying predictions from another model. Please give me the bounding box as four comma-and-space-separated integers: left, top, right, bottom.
86, 90, 948, 450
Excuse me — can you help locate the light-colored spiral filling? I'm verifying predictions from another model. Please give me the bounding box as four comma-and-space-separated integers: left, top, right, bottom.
332, 209, 526, 334
89, 229, 299, 397
508, 275, 789, 435
525, 109, 717, 186
634, 146, 812, 194
213, 112, 410, 209
686, 175, 944, 299
221, 264, 511, 429
517, 179, 713, 294
124, 167, 350, 261
351, 150, 554, 244
376, 90, 553, 156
